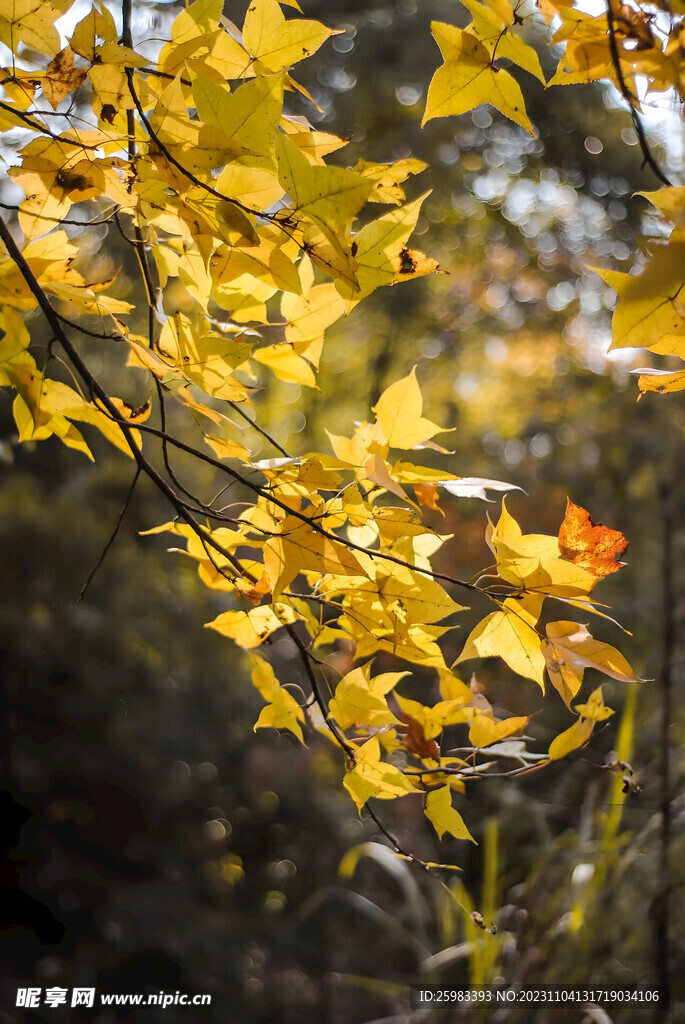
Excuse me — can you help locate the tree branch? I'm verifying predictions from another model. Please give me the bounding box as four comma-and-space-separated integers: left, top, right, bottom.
604, 0, 672, 187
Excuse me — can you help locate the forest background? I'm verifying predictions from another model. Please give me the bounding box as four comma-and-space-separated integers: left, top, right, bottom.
0, 0, 683, 1021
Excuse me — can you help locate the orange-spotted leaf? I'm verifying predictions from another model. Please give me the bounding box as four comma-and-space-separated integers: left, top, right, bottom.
558, 499, 628, 578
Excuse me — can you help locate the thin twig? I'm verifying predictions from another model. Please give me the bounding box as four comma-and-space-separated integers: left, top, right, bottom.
0, 100, 100, 149
226, 399, 292, 458
77, 467, 141, 601
0, 199, 119, 227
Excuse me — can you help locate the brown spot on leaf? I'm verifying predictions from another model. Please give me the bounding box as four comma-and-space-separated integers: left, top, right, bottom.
398, 247, 416, 274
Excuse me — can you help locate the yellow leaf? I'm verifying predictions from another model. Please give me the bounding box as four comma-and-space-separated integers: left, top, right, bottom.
216, 159, 284, 210
574, 685, 615, 722
548, 686, 614, 760
593, 233, 685, 357
69, 2, 117, 61
542, 621, 645, 709
352, 563, 466, 627
255, 688, 305, 742
282, 262, 347, 358
276, 131, 372, 234
637, 186, 685, 229
204, 434, 251, 461
460, 0, 545, 82
343, 736, 416, 810
469, 713, 529, 748
354, 157, 427, 205
363, 453, 411, 501
456, 594, 546, 689
250, 655, 305, 742
344, 194, 440, 300
635, 366, 685, 396
548, 717, 594, 760
373, 366, 448, 449
206, 602, 296, 647
492, 499, 598, 598
329, 679, 401, 731
395, 693, 471, 739
252, 342, 317, 387
425, 785, 476, 842
193, 73, 284, 162
423, 21, 535, 136
158, 315, 254, 402
242, 0, 338, 73
0, 0, 73, 57
282, 114, 347, 163
41, 46, 87, 109
263, 514, 367, 598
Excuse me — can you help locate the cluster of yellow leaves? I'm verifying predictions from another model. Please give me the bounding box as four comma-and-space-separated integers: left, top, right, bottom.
0, 0, 439, 454
424, 0, 685, 140
0, 0, 650, 850
148, 370, 643, 841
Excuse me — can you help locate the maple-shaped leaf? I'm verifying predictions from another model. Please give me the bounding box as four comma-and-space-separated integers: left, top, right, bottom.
395, 694, 471, 740
423, 21, 535, 136
328, 667, 403, 732
456, 593, 546, 689
41, 46, 87, 109
354, 157, 427, 205
281, 114, 347, 165
276, 132, 372, 234
425, 785, 476, 842
69, 2, 117, 61
542, 621, 645, 708
157, 315, 254, 402
351, 562, 466, 628
242, 0, 339, 73
574, 686, 615, 721
204, 435, 251, 462
343, 193, 440, 300
193, 73, 284, 162
263, 513, 367, 598
373, 366, 448, 449
206, 602, 296, 648
414, 482, 444, 516
343, 736, 416, 810
282, 262, 347, 364
558, 499, 628, 578
593, 233, 685, 357
251, 655, 305, 742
